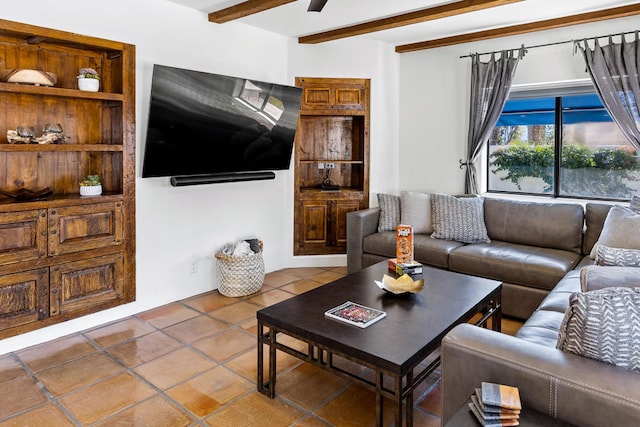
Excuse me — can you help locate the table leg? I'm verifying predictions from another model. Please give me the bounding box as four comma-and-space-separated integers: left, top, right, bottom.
492, 293, 502, 333
405, 370, 414, 426
268, 327, 277, 398
376, 371, 384, 427
257, 321, 265, 394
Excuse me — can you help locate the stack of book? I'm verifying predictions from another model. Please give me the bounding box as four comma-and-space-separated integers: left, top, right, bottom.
469, 382, 521, 426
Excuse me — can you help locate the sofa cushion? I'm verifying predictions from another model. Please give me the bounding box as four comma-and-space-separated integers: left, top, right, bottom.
584, 203, 613, 256
580, 265, 640, 291
557, 287, 640, 373
449, 241, 582, 291
431, 193, 490, 243
362, 231, 464, 269
377, 193, 400, 232
536, 269, 581, 313
484, 198, 584, 254
400, 191, 433, 234
515, 310, 567, 347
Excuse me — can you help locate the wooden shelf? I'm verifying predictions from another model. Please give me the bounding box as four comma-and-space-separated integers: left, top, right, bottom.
0, 19, 136, 339
299, 160, 364, 165
0, 144, 123, 152
0, 82, 123, 101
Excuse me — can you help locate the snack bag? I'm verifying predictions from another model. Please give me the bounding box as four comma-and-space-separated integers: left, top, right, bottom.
396, 224, 413, 264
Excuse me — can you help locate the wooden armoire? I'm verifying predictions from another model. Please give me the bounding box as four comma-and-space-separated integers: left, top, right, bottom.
294, 77, 370, 255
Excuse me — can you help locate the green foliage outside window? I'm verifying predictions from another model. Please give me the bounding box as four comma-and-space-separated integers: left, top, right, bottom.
490, 144, 640, 197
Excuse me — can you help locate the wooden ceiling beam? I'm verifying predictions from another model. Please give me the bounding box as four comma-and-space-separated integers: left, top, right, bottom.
208, 0, 296, 24
396, 3, 640, 53
298, 0, 523, 44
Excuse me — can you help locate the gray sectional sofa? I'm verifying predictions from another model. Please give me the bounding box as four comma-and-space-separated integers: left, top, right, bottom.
347, 196, 613, 319
346, 195, 640, 426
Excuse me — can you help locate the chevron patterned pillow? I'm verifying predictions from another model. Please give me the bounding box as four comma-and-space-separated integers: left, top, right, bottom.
431, 193, 490, 243
596, 244, 640, 267
557, 287, 640, 373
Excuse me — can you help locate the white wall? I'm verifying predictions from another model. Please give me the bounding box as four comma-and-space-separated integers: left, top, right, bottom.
398, 16, 640, 194
0, 2, 399, 353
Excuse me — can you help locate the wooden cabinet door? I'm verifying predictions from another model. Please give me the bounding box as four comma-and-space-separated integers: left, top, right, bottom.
333, 201, 361, 247
48, 202, 124, 256
300, 200, 329, 250
297, 78, 367, 112
49, 253, 124, 317
0, 268, 49, 332
0, 210, 47, 265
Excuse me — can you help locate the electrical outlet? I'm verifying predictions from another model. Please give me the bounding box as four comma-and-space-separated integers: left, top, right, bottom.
317, 162, 324, 169
190, 260, 198, 274
326, 163, 335, 169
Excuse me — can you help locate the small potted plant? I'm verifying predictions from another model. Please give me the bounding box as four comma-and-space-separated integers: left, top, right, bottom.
77, 68, 100, 92
79, 174, 102, 196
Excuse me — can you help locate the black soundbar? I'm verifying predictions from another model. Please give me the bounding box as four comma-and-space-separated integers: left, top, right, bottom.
170, 171, 276, 187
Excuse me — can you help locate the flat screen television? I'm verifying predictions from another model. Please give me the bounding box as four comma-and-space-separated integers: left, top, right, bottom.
142, 64, 303, 180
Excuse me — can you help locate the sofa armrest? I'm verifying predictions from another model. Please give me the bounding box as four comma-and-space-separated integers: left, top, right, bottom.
442, 324, 640, 427
346, 207, 380, 274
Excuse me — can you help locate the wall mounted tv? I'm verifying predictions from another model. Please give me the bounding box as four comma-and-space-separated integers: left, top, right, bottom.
142, 64, 303, 184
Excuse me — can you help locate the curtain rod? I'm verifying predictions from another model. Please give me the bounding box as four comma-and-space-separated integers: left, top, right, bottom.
459, 29, 638, 59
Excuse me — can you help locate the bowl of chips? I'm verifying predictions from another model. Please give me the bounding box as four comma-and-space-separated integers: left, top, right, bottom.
375, 273, 424, 296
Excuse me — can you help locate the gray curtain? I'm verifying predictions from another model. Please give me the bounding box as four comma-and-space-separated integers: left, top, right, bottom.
576, 32, 640, 151
464, 48, 525, 194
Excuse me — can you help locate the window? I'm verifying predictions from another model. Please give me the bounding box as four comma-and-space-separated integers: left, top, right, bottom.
487, 93, 640, 200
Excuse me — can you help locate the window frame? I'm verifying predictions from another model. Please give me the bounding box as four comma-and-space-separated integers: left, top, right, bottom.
485, 83, 638, 202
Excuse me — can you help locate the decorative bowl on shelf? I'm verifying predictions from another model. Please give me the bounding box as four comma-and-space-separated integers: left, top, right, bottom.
2, 69, 57, 86
80, 184, 102, 196
375, 274, 424, 296
77, 68, 100, 92
0, 187, 53, 201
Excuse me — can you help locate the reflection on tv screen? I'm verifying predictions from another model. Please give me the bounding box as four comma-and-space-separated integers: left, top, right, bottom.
142, 64, 303, 178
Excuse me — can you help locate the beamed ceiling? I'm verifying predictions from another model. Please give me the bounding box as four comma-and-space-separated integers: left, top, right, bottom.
167, 0, 640, 52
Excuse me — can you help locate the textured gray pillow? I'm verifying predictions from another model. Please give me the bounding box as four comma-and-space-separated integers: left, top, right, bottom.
630, 195, 640, 214
580, 265, 640, 292
591, 206, 640, 259
400, 191, 433, 234
430, 193, 490, 243
557, 287, 640, 373
596, 244, 640, 267
591, 203, 640, 259
377, 193, 400, 232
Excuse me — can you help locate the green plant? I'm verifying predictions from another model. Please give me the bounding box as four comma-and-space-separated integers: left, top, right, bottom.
80, 174, 101, 186
78, 67, 100, 80
490, 143, 640, 198
490, 143, 554, 191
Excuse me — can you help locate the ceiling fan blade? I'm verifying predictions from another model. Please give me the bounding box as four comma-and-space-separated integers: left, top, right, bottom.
308, 0, 328, 12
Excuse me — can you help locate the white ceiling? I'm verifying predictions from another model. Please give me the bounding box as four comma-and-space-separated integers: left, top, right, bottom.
166, 0, 640, 45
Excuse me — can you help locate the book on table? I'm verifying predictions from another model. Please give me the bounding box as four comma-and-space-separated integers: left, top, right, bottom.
324, 301, 386, 328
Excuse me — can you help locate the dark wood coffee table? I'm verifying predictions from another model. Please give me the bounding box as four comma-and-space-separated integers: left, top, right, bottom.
257, 261, 501, 427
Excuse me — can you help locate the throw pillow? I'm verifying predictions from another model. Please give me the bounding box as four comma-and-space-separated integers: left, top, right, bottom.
557, 287, 640, 373
580, 265, 640, 292
596, 244, 640, 267
400, 191, 433, 234
591, 206, 640, 259
591, 200, 640, 259
630, 195, 640, 214
377, 193, 400, 232
430, 193, 490, 243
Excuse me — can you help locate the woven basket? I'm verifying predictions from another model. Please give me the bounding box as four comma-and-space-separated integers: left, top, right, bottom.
215, 241, 264, 297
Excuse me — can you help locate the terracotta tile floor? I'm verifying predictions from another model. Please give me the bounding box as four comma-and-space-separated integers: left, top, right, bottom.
0, 266, 522, 426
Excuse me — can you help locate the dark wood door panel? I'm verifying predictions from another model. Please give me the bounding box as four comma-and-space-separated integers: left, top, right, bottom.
49, 253, 124, 317
48, 201, 124, 256
0, 209, 47, 265
334, 201, 360, 246
0, 268, 49, 331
